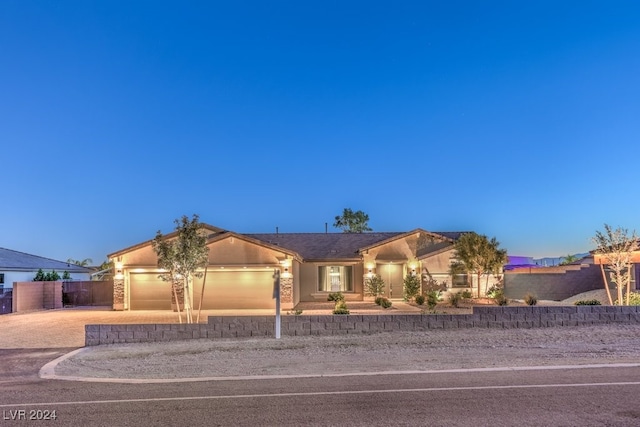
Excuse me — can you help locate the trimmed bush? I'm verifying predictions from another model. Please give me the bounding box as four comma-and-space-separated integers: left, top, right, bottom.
327, 292, 345, 302
448, 292, 462, 308
460, 289, 472, 299
365, 274, 385, 297
380, 298, 392, 309
426, 290, 440, 310
494, 291, 508, 306
415, 294, 425, 306
333, 300, 349, 314
374, 296, 384, 306
403, 274, 421, 301
574, 299, 602, 306
524, 292, 538, 306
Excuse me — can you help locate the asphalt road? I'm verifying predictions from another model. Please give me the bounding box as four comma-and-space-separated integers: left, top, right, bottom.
2, 349, 640, 426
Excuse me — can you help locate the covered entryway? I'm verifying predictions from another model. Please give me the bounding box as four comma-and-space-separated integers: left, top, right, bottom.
377, 263, 404, 299
194, 269, 275, 309
129, 273, 172, 310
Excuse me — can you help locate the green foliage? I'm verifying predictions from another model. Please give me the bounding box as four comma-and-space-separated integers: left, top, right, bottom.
486, 285, 502, 298
574, 299, 602, 306
333, 300, 350, 314
364, 274, 385, 297
327, 292, 345, 302
33, 269, 60, 281
559, 254, 579, 266
333, 208, 372, 233
374, 296, 384, 306
62, 271, 71, 280
447, 292, 462, 308
452, 232, 507, 297
380, 298, 392, 309
425, 290, 440, 310
524, 292, 538, 306
403, 274, 421, 301
67, 258, 93, 267
460, 289, 472, 299
615, 292, 640, 306
152, 214, 210, 323
415, 294, 425, 305
33, 269, 45, 281
287, 309, 303, 315
493, 291, 508, 306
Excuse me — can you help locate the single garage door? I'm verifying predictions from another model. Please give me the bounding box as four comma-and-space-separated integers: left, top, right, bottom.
129, 273, 172, 310
194, 270, 275, 310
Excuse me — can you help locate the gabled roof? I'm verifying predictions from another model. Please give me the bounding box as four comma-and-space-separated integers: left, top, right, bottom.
0, 248, 93, 273
356, 229, 463, 253
108, 223, 226, 258
207, 231, 302, 261
245, 232, 403, 260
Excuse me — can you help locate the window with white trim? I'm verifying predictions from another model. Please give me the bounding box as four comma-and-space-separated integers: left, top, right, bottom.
318, 266, 353, 292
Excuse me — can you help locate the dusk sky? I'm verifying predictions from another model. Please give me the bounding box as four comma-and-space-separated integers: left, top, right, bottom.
2, 1, 640, 265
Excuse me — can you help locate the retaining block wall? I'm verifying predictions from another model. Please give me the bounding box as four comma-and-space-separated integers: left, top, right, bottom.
85, 305, 640, 346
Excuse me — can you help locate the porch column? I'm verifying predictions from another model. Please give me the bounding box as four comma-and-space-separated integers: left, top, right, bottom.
280, 275, 293, 310
113, 277, 125, 310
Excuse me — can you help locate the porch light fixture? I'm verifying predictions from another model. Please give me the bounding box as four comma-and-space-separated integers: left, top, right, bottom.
282, 266, 292, 279
114, 261, 124, 280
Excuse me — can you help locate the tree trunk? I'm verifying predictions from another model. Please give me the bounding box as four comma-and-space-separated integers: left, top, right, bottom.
172, 281, 182, 324
197, 266, 208, 323
626, 270, 631, 306
600, 264, 613, 305
183, 277, 192, 324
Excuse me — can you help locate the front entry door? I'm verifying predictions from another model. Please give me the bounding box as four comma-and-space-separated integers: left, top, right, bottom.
377, 263, 404, 299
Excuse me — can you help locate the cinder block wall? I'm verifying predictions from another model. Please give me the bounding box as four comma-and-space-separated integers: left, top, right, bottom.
85, 305, 640, 346
13, 281, 63, 312
504, 264, 602, 300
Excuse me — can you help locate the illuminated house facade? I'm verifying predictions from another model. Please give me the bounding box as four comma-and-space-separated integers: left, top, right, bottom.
108, 224, 478, 311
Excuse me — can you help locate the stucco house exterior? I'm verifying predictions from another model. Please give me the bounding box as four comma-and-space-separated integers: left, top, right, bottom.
108, 224, 493, 311
0, 247, 92, 291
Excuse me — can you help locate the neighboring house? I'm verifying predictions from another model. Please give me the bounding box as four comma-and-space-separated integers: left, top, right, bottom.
108, 224, 501, 311
0, 247, 93, 291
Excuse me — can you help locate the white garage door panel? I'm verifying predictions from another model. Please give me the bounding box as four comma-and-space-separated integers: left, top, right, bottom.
195, 271, 274, 309
130, 273, 172, 310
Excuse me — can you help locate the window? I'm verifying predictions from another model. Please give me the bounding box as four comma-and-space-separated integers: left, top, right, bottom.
0, 273, 3, 284
451, 273, 469, 288
318, 266, 353, 292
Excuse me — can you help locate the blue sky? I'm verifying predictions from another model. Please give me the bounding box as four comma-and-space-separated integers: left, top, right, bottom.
2, 1, 640, 264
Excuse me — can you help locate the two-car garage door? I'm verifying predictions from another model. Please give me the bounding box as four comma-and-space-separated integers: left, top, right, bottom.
129, 270, 275, 310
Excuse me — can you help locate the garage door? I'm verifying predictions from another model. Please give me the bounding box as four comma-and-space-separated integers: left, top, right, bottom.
194, 270, 275, 310
129, 273, 172, 310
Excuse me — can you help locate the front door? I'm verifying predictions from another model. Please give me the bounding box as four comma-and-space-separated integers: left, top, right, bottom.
377, 263, 404, 299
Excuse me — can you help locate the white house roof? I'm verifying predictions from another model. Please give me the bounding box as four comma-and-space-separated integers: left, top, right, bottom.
0, 247, 93, 273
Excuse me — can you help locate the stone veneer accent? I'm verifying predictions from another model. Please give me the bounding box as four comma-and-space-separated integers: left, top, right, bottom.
280, 276, 293, 304
112, 278, 125, 311
86, 305, 640, 346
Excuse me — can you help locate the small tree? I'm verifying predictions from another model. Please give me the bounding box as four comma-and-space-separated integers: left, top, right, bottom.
592, 224, 638, 305
559, 254, 579, 266
403, 274, 421, 302
33, 269, 46, 281
333, 208, 372, 233
67, 258, 93, 267
364, 274, 385, 297
451, 232, 507, 298
152, 214, 209, 323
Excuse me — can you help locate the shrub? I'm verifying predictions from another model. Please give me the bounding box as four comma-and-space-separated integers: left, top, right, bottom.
614, 292, 640, 306
415, 294, 425, 306
380, 298, 392, 309
33, 269, 45, 281
486, 285, 502, 299
287, 309, 303, 315
524, 292, 538, 306
403, 274, 421, 301
374, 296, 384, 306
62, 271, 71, 280
425, 290, 440, 310
460, 289, 472, 299
365, 274, 385, 297
574, 299, 602, 306
333, 300, 349, 314
494, 291, 508, 306
448, 292, 462, 308
327, 292, 345, 302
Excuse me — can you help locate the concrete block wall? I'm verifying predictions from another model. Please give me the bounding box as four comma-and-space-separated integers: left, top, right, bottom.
504, 264, 602, 300
13, 281, 63, 312
85, 305, 640, 346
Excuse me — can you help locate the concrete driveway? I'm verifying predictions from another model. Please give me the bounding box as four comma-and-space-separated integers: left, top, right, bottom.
0, 302, 422, 348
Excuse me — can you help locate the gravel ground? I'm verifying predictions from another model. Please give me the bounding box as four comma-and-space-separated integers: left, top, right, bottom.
55, 323, 640, 380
